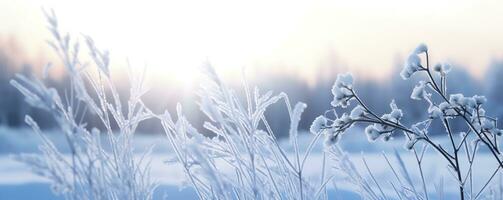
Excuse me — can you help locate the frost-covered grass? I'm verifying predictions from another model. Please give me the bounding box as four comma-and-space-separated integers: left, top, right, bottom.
9, 10, 156, 200
157, 64, 331, 200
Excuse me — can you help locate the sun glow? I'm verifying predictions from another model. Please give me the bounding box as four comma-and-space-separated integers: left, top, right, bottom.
3, 0, 503, 85
15, 0, 312, 85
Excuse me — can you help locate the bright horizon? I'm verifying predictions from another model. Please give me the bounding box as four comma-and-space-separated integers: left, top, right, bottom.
2, 0, 503, 85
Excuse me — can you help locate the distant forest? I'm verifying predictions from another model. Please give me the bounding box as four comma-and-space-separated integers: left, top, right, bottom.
2, 45, 503, 138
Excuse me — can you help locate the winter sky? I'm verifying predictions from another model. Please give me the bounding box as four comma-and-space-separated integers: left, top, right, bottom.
1, 0, 503, 85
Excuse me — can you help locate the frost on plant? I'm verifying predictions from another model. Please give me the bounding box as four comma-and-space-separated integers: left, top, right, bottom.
316, 43, 503, 200
158, 63, 331, 200
310, 115, 327, 134
331, 73, 354, 108
11, 10, 156, 200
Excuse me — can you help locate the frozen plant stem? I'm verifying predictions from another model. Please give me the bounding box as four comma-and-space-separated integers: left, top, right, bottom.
315, 44, 503, 199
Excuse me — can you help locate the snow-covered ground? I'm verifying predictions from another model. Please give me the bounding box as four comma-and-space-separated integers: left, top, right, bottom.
0, 127, 499, 199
